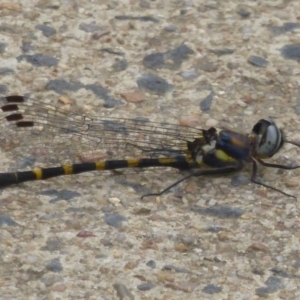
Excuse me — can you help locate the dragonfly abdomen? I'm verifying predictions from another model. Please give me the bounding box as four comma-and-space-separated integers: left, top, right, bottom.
0, 156, 193, 187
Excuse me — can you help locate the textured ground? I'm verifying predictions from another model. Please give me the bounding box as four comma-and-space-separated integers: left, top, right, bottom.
1, 0, 300, 299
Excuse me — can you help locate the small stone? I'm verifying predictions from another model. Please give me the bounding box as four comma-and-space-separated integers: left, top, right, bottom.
164, 25, 177, 32
180, 236, 194, 245
205, 118, 218, 127
237, 100, 248, 109
217, 231, 229, 241
112, 58, 127, 71
184, 182, 198, 194
237, 8, 251, 18
58, 96, 72, 105
137, 74, 172, 94
275, 256, 284, 262
196, 59, 218, 72
191, 205, 245, 219
174, 243, 188, 252
139, 0, 150, 8
76, 230, 96, 238
146, 260, 156, 268
137, 282, 155, 291
180, 69, 199, 80
258, 276, 284, 294
91, 28, 110, 39
163, 265, 189, 273
269, 23, 300, 35
270, 267, 290, 278
208, 198, 217, 206
115, 233, 126, 243
0, 43, 6, 54
179, 115, 201, 127
0, 67, 13, 75
24, 255, 38, 264
45, 258, 63, 273
143, 53, 165, 69
35, 24, 56, 37
113, 250, 123, 258
52, 283, 67, 292
124, 261, 139, 270
200, 90, 214, 111
120, 92, 145, 103
65, 219, 81, 230
0, 3, 21, 11
175, 281, 199, 292
40, 274, 63, 287
227, 61, 240, 69
209, 48, 235, 56
231, 174, 250, 186
108, 197, 121, 205
202, 284, 222, 294
113, 283, 134, 300
104, 213, 127, 228
248, 242, 270, 252
284, 177, 299, 187
0, 215, 18, 227
18, 53, 59, 67
79, 22, 101, 33
42, 238, 64, 251
167, 44, 194, 67
252, 268, 265, 275
248, 55, 269, 67
141, 239, 158, 250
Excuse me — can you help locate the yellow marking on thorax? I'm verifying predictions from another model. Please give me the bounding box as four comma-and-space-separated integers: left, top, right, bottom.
215, 149, 237, 163
33, 168, 43, 179
230, 136, 248, 148
63, 165, 73, 174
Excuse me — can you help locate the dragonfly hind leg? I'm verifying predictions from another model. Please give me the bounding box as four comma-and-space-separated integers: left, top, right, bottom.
140, 164, 243, 200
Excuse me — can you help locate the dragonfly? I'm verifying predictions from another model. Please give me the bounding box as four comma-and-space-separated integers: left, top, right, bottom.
0, 95, 299, 199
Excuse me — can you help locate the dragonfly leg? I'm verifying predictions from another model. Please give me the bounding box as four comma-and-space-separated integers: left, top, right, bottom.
140, 164, 243, 200
140, 173, 194, 200
251, 159, 296, 199
257, 158, 300, 170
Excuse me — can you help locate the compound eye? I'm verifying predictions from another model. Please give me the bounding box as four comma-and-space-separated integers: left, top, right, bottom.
256, 121, 283, 157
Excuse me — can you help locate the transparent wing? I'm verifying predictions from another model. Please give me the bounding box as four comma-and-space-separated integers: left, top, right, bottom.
0, 96, 204, 169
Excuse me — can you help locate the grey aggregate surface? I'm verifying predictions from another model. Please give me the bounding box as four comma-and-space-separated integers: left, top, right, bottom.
1, 1, 300, 299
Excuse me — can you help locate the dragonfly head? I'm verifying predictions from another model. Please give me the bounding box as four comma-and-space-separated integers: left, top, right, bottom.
251, 119, 284, 158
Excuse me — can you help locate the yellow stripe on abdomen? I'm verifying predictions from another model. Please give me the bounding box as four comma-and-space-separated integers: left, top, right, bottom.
95, 161, 106, 170
63, 165, 73, 175
32, 168, 43, 179
158, 157, 177, 165
127, 159, 140, 168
